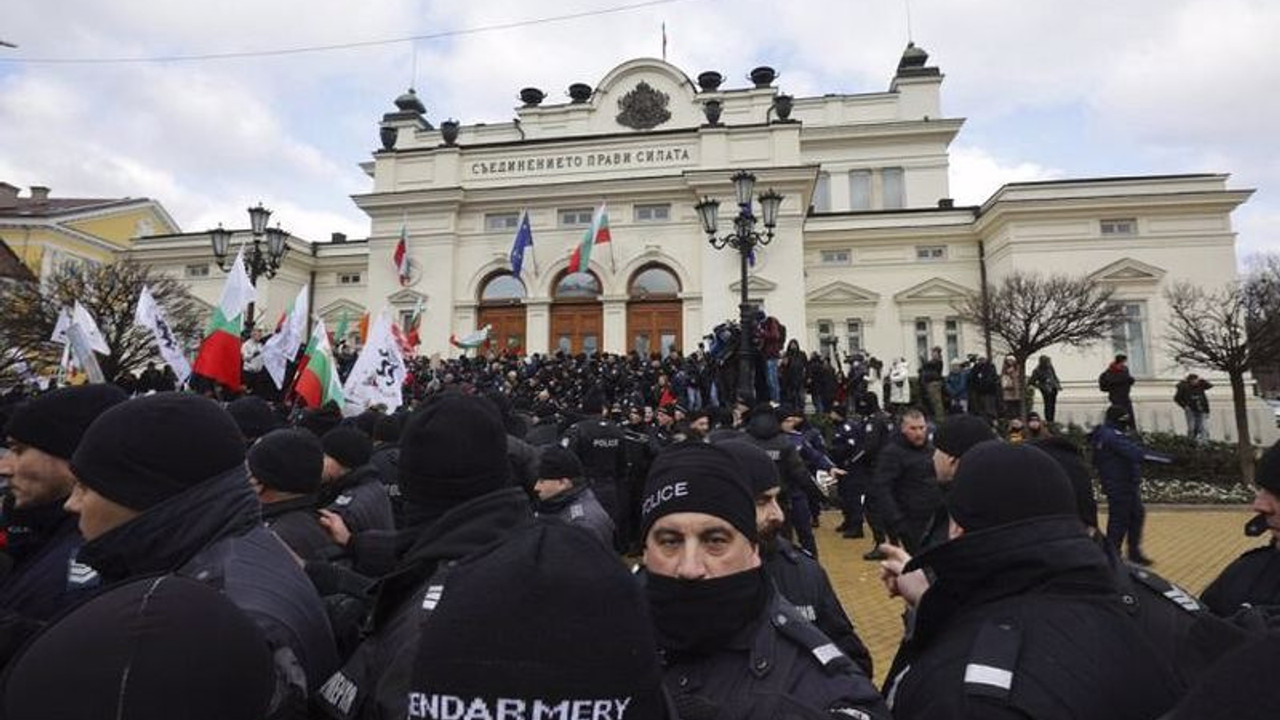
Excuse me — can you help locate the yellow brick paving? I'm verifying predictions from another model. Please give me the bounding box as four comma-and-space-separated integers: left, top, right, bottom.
815, 506, 1263, 686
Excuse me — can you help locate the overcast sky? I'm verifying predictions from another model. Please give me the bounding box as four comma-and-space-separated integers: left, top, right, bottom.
1, 0, 1276, 261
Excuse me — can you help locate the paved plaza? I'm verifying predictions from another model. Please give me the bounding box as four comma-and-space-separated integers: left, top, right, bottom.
818, 505, 1264, 685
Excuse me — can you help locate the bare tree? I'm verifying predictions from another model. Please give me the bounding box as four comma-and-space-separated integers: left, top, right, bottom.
0, 260, 205, 384
1165, 263, 1280, 481
955, 271, 1126, 417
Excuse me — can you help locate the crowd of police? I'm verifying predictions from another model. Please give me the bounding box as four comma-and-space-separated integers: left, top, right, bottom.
0, 352, 1278, 719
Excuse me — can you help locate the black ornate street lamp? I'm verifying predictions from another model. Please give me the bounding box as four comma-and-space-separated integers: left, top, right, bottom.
695, 171, 784, 403
209, 202, 289, 331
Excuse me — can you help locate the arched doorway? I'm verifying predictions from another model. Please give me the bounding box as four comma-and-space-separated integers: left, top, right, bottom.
549, 270, 603, 355
477, 272, 526, 355
627, 264, 682, 358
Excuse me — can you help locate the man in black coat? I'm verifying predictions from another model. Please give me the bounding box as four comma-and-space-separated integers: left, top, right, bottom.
532, 447, 615, 550
368, 414, 403, 525
883, 442, 1182, 720
314, 393, 535, 720
740, 404, 823, 556
66, 394, 339, 717
562, 390, 628, 533
719, 439, 875, 678
318, 427, 395, 535
249, 428, 337, 563
1202, 441, 1280, 616
1099, 353, 1137, 423
640, 443, 889, 720
869, 408, 939, 554
0, 385, 126, 666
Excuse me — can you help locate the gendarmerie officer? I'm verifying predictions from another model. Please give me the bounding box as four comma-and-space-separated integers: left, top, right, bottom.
532, 446, 615, 550
719, 439, 875, 678
248, 428, 337, 563
1202, 441, 1280, 616
562, 390, 628, 540
884, 442, 1182, 720
318, 427, 395, 534
639, 443, 889, 720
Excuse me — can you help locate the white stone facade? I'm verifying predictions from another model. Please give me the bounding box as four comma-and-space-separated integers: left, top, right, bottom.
127, 52, 1275, 443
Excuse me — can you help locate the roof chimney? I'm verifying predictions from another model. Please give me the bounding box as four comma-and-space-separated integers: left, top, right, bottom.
331, 232, 347, 243
0, 182, 18, 207
29, 186, 50, 201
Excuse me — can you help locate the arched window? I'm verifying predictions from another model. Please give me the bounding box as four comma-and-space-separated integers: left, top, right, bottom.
479, 272, 526, 303
629, 265, 680, 299
553, 271, 602, 300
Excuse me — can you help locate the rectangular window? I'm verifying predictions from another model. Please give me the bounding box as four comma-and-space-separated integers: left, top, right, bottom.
915, 318, 932, 365
184, 263, 210, 278
634, 203, 670, 222
945, 318, 961, 362
1101, 218, 1137, 236
846, 319, 863, 353
399, 310, 415, 332
559, 207, 594, 227
338, 272, 363, 285
915, 245, 947, 261
849, 170, 871, 210
1110, 302, 1149, 376
485, 213, 520, 232
819, 249, 851, 265
817, 320, 834, 360
882, 167, 905, 209
813, 172, 831, 213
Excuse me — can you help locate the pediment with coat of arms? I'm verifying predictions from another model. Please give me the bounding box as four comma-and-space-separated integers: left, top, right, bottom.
616, 81, 671, 130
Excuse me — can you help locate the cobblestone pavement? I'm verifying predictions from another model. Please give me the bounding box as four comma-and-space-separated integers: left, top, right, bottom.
816, 506, 1263, 685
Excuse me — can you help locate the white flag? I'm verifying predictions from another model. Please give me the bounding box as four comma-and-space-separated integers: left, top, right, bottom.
134, 285, 192, 385
342, 310, 407, 416
262, 285, 309, 389
216, 249, 257, 326
72, 301, 110, 355
51, 308, 72, 344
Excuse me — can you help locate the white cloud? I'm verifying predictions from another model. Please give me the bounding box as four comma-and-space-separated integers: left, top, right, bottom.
948, 145, 1063, 206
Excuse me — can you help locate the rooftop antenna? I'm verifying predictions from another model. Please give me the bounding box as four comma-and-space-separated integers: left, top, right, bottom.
904, 0, 914, 43
662, 22, 668, 61
409, 40, 419, 90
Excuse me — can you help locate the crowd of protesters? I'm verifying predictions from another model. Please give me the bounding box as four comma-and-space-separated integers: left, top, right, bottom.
1, 318, 1278, 719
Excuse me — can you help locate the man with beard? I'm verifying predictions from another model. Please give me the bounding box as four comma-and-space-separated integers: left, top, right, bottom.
741, 404, 822, 557
0, 385, 126, 665
65, 394, 338, 717
640, 443, 888, 720
1202, 441, 1280, 616
718, 439, 874, 677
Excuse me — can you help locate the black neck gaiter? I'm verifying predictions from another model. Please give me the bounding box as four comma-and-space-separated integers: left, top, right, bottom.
646, 566, 769, 655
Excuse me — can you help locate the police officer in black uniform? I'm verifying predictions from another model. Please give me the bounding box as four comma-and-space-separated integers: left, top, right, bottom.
740, 404, 824, 557
1202, 441, 1280, 617
718, 439, 875, 678
562, 389, 629, 544
639, 443, 889, 720
883, 442, 1182, 720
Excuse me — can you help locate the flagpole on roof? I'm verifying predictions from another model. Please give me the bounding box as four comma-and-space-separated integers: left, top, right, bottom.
526, 208, 540, 277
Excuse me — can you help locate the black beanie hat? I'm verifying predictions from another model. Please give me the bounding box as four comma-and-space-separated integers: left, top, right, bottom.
410, 519, 666, 719
373, 414, 403, 444
399, 393, 511, 516
934, 415, 997, 458
641, 443, 757, 543
1105, 404, 1132, 427
947, 441, 1078, 532
2, 575, 273, 720
1257, 441, 1280, 496
1030, 437, 1099, 530
537, 446, 584, 481
322, 427, 373, 470
71, 395, 246, 512
717, 439, 780, 495
297, 405, 343, 438
249, 429, 323, 495
225, 396, 283, 442
4, 384, 127, 460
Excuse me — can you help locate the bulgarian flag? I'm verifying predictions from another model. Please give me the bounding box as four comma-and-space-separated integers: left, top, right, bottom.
393, 220, 411, 286
567, 202, 612, 273
192, 249, 255, 392
450, 324, 492, 350
295, 318, 345, 409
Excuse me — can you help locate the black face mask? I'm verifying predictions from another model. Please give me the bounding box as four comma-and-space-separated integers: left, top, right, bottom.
646, 566, 769, 655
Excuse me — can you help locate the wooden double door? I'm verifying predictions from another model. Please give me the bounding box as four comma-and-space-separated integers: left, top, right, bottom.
477, 304, 526, 356
627, 300, 682, 358
550, 302, 602, 355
